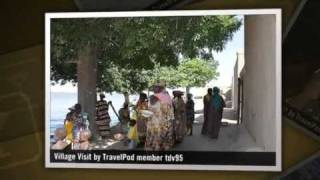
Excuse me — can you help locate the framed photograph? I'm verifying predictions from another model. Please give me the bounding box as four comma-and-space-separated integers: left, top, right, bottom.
283, 0, 320, 143
276, 151, 320, 180
45, 9, 282, 171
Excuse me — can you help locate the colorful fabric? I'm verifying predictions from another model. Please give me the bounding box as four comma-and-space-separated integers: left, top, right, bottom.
70, 112, 84, 140
145, 98, 174, 151
128, 126, 138, 141
64, 120, 73, 144
136, 101, 148, 142
154, 92, 172, 105
128, 110, 139, 142
96, 100, 111, 137
173, 97, 187, 142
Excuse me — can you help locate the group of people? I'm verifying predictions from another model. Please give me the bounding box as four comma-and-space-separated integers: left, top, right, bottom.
51, 103, 92, 150
95, 81, 196, 151
202, 87, 226, 139
51, 80, 226, 151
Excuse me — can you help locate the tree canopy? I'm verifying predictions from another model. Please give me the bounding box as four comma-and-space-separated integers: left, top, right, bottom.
51, 15, 242, 92
150, 58, 219, 90
96, 58, 219, 94
172, 58, 219, 88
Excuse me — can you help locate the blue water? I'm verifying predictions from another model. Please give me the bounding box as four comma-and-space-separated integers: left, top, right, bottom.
50, 92, 138, 135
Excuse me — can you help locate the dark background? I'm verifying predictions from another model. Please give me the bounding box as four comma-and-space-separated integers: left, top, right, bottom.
0, 0, 319, 179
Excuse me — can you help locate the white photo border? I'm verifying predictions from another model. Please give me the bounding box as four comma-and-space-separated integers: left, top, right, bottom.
45, 9, 282, 171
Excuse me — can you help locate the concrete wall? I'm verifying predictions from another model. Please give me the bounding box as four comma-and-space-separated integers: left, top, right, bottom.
232, 51, 245, 113
242, 15, 277, 151
232, 60, 238, 111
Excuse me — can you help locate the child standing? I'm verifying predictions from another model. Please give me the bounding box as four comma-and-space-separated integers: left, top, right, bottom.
127, 109, 139, 150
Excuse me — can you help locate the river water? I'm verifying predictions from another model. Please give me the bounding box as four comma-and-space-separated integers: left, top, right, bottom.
50, 92, 138, 136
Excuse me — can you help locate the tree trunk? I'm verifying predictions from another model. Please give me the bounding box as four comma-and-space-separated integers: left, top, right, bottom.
186, 86, 190, 94
77, 45, 98, 139
124, 93, 129, 105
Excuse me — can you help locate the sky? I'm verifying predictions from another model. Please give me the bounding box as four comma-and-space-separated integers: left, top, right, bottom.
209, 17, 244, 88
51, 16, 244, 92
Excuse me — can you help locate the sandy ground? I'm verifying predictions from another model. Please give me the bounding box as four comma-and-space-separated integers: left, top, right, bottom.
93, 110, 264, 152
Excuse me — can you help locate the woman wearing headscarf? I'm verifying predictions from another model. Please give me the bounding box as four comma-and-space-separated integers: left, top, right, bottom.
172, 90, 187, 143
64, 107, 75, 144
96, 94, 111, 139
145, 80, 175, 151
63, 103, 83, 145
201, 88, 213, 135
186, 93, 195, 136
206, 87, 226, 139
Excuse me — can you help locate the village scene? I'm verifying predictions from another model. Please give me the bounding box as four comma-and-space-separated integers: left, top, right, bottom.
50, 14, 279, 153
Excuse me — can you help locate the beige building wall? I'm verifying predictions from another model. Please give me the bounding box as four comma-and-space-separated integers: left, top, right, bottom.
232, 50, 245, 113
242, 15, 277, 151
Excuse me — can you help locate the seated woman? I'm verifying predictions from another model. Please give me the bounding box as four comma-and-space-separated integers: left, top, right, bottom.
51, 128, 68, 150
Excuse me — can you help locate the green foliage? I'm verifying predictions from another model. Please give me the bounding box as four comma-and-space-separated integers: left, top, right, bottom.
177, 58, 219, 87
153, 58, 219, 89
51, 15, 241, 93
97, 62, 150, 94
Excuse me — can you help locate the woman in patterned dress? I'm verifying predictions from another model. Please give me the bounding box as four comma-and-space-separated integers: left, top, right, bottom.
136, 93, 148, 145
145, 82, 174, 151
96, 94, 111, 139
172, 90, 187, 143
